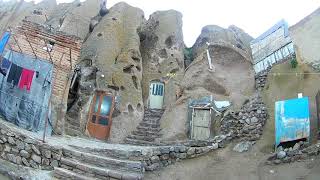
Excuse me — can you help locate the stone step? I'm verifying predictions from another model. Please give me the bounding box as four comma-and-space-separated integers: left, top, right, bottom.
68, 145, 147, 161
65, 127, 83, 137
66, 117, 81, 127
138, 122, 160, 128
59, 157, 143, 180
54, 167, 97, 180
125, 138, 160, 146
132, 130, 161, 137
62, 148, 144, 173
127, 134, 157, 142
136, 126, 161, 132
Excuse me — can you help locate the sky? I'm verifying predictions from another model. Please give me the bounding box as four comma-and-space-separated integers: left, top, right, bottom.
41, 0, 320, 46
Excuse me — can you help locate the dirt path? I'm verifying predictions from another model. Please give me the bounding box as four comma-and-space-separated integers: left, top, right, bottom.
145, 142, 320, 180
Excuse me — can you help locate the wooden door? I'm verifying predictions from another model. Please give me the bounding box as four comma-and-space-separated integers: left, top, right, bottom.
87, 91, 115, 140
149, 82, 164, 109
191, 109, 211, 140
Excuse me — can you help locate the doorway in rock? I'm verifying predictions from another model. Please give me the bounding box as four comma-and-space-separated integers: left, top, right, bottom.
87, 91, 115, 140
149, 81, 164, 109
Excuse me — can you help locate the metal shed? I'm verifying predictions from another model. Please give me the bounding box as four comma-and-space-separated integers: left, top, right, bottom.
275, 97, 310, 148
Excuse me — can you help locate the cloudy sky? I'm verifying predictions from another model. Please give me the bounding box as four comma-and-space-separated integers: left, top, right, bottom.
57, 0, 319, 46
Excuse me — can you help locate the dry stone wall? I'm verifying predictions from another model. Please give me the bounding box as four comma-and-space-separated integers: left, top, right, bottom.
0, 121, 62, 170
221, 94, 268, 141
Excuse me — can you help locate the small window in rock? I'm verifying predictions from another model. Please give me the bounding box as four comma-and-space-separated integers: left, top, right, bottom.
112, 17, 117, 21
120, 86, 125, 91
137, 103, 143, 112
159, 49, 168, 58
135, 65, 141, 72
165, 36, 174, 48
97, 33, 103, 37
33, 9, 42, 15
128, 104, 134, 113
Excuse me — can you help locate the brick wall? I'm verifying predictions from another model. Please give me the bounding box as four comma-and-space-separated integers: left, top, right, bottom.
8, 20, 82, 103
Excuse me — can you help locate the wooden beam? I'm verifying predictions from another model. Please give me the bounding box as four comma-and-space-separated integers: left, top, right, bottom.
69, 48, 73, 70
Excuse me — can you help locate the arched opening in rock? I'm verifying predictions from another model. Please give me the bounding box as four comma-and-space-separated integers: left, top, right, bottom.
136, 65, 141, 72
128, 104, 134, 113
137, 103, 143, 112
131, 56, 140, 62
159, 49, 168, 58
132, 76, 138, 89
170, 68, 179, 74
120, 86, 125, 91
165, 36, 174, 48
97, 32, 103, 37
123, 65, 134, 74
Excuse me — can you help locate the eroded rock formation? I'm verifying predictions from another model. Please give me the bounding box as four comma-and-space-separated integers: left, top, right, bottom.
159, 25, 255, 141
139, 10, 185, 108
67, 2, 145, 143
190, 25, 253, 67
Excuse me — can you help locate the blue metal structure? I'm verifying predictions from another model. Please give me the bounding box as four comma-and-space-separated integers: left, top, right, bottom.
275, 97, 310, 147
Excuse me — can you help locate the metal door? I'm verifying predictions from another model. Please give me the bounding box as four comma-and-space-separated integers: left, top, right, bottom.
87, 91, 115, 140
191, 109, 211, 140
149, 82, 164, 109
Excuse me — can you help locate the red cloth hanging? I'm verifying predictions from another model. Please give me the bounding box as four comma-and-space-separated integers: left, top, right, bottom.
18, 68, 34, 91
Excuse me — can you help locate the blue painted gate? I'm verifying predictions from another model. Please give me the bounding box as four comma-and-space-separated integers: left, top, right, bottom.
275, 97, 310, 147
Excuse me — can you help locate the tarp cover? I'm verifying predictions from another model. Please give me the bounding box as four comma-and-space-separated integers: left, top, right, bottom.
0, 51, 53, 136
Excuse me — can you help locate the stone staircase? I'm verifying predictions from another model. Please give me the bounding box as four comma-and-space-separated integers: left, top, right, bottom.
54, 147, 144, 180
125, 109, 165, 146
65, 100, 83, 137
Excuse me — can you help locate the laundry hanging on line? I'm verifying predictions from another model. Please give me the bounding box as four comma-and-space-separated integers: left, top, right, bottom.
18, 68, 35, 91
7, 63, 23, 86
0, 57, 11, 76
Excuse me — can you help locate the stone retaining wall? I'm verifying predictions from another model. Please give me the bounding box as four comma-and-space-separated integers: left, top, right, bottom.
0, 122, 62, 170
144, 134, 229, 171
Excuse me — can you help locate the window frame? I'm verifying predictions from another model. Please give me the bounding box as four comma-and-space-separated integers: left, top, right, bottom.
89, 91, 115, 126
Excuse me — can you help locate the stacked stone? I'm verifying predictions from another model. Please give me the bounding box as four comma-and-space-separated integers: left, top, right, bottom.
255, 69, 269, 90
125, 108, 165, 145
220, 95, 268, 142
0, 128, 62, 170
144, 134, 228, 171
267, 142, 320, 165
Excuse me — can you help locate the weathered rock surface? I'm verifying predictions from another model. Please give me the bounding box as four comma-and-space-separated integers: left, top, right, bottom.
0, 0, 57, 34
139, 10, 185, 108
233, 141, 254, 153
159, 25, 255, 140
58, 0, 100, 39
191, 25, 253, 64
67, 2, 145, 143
0, 0, 100, 40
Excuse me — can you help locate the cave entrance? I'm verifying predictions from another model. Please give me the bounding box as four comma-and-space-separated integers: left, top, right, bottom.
87, 91, 115, 140
149, 81, 164, 109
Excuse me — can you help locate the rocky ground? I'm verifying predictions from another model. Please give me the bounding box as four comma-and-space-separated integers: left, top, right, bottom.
145, 140, 320, 180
